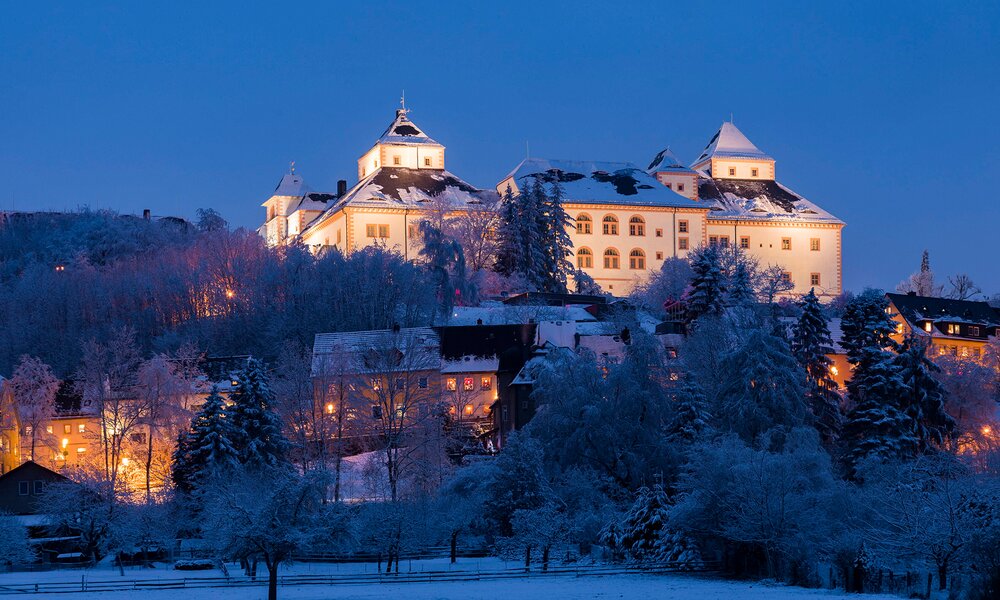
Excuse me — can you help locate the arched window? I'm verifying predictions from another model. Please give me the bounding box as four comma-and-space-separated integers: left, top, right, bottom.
577, 247, 593, 269
576, 214, 592, 235
628, 215, 645, 236
602, 215, 619, 235
629, 248, 646, 270
604, 248, 620, 269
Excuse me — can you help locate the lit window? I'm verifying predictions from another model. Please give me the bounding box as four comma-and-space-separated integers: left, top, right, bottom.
678, 237, 689, 250
655, 251, 663, 260
408, 224, 418, 238
751, 168, 758, 177
393, 156, 401, 165
77, 447, 86, 453
379, 225, 389, 238
947, 323, 957, 335
810, 238, 820, 251
628, 216, 645, 236
781, 238, 792, 250
45, 426, 52, 434
896, 323, 904, 334
740, 236, 750, 249
371, 378, 380, 390
602, 215, 619, 235
366, 224, 389, 238
629, 249, 646, 270
446, 378, 457, 391
25, 426, 33, 435
810, 273, 820, 286
924, 322, 933, 332
78, 424, 85, 433
463, 377, 475, 391
464, 404, 474, 415
577, 247, 593, 269
366, 224, 376, 238
678, 220, 688, 233
728, 167, 736, 176
64, 424, 71, 434
480, 376, 491, 390
576, 214, 592, 234
424, 157, 432, 167
604, 248, 620, 269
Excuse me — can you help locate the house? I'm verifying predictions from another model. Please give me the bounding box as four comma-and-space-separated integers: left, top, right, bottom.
886, 292, 1000, 361
0, 460, 68, 515
0, 377, 21, 475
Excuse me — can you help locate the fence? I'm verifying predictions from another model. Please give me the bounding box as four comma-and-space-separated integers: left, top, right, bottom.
0, 561, 720, 595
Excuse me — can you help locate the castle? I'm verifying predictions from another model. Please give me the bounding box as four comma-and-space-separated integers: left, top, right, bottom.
260, 107, 844, 296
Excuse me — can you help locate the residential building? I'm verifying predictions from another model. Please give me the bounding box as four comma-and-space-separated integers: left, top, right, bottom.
886, 292, 1000, 361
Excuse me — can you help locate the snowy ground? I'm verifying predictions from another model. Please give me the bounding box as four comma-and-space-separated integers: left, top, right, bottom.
3, 573, 896, 600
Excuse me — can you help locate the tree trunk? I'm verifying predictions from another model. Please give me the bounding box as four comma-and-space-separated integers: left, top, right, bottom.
268, 566, 278, 600
524, 545, 531, 571
145, 424, 154, 502
542, 545, 550, 572
938, 561, 947, 591
450, 530, 458, 564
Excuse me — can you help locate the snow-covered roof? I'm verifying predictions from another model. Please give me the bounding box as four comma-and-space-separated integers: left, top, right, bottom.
273, 172, 311, 197
375, 109, 440, 147
503, 158, 703, 209
647, 148, 696, 174
445, 304, 597, 326
697, 177, 843, 224
440, 355, 500, 374
692, 122, 774, 166
311, 327, 440, 376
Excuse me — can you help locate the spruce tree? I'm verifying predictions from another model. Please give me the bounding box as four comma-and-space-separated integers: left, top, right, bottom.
686, 245, 726, 322
228, 358, 289, 469
494, 185, 524, 277
666, 375, 711, 443
840, 288, 899, 403
170, 430, 194, 494
522, 177, 549, 289
790, 289, 842, 443
727, 259, 756, 306
617, 484, 671, 560
538, 175, 574, 293
894, 336, 955, 451
184, 386, 239, 485
842, 354, 915, 468
418, 220, 466, 315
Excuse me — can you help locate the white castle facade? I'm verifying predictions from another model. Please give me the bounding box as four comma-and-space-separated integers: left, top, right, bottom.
260, 108, 844, 296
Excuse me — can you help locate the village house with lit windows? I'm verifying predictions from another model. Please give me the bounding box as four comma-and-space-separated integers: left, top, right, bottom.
259, 105, 844, 297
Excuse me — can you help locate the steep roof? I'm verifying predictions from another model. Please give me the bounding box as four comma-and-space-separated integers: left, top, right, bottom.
273, 172, 311, 197
886, 293, 1000, 328
311, 327, 440, 376
697, 177, 842, 224
692, 122, 773, 166
376, 109, 440, 147
503, 158, 703, 209
647, 148, 696, 174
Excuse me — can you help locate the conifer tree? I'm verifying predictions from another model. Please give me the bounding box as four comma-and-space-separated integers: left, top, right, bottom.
538, 175, 574, 293
170, 430, 195, 494
665, 375, 711, 443
894, 336, 956, 451
523, 177, 549, 289
790, 289, 842, 443
727, 260, 756, 306
617, 484, 671, 560
494, 185, 524, 277
183, 386, 239, 487
418, 220, 467, 315
840, 288, 899, 403
686, 245, 726, 322
228, 358, 289, 469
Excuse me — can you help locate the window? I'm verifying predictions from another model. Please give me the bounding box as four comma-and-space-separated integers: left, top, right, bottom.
719, 236, 730, 248
372, 405, 383, 420
463, 377, 475, 391
810, 238, 821, 251
576, 247, 593, 268
740, 236, 750, 249
602, 215, 619, 235
664, 182, 672, 189
924, 321, 933, 332
728, 167, 736, 176
393, 155, 401, 165
64, 424, 71, 434
33, 481, 43, 495
408, 224, 418, 238
629, 249, 646, 270
781, 237, 792, 250
810, 273, 821, 286
709, 235, 718, 247
751, 168, 758, 177
576, 214, 592, 234
78, 424, 85, 433
77, 447, 86, 453
18, 481, 28, 496
371, 378, 381, 390
604, 248, 620, 269
130, 432, 146, 444
628, 216, 645, 236
480, 376, 491, 390
678, 220, 688, 233
46, 425, 52, 434
418, 377, 428, 389
464, 404, 474, 415
655, 228, 663, 237
364, 224, 389, 238
947, 323, 958, 335
970, 326, 981, 336
677, 183, 685, 192
424, 157, 432, 166
446, 378, 457, 391
678, 237, 689, 250
655, 251, 663, 260
395, 378, 405, 390
781, 272, 792, 284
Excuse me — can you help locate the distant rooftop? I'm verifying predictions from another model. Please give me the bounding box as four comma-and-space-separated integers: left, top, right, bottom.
692, 122, 774, 166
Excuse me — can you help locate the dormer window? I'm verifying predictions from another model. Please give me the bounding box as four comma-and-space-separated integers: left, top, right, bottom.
728, 167, 736, 176
970, 326, 980, 336
924, 322, 933, 332
947, 323, 958, 335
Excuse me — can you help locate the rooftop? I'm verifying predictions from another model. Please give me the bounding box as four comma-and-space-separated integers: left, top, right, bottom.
375, 109, 440, 147
887, 293, 1000, 328
697, 177, 842, 223
692, 122, 774, 166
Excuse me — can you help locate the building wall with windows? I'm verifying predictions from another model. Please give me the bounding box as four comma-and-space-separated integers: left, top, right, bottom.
20, 415, 100, 471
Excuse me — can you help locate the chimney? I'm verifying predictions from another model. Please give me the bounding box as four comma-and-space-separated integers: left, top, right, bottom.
907, 291, 917, 296
143, 209, 151, 220
337, 180, 347, 197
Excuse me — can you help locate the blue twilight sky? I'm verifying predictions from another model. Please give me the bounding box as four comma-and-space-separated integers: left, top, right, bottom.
1, 1, 998, 294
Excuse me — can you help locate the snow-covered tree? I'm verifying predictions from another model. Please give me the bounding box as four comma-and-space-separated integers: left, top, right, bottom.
135, 354, 189, 501
494, 184, 525, 278
9, 355, 59, 461
228, 359, 289, 469
418, 219, 469, 315
896, 249, 943, 297
0, 512, 34, 566
790, 289, 842, 443
665, 375, 711, 444
757, 264, 795, 305
571, 268, 603, 295
617, 484, 671, 560
946, 273, 981, 300
173, 386, 238, 494
510, 502, 572, 571
686, 245, 726, 322
843, 355, 915, 469
538, 175, 574, 293
485, 433, 548, 536
727, 259, 756, 306
630, 257, 693, 316
893, 336, 956, 452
